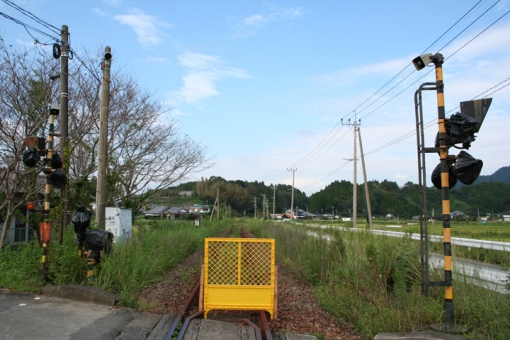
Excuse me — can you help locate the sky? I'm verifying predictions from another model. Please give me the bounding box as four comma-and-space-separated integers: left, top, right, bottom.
1, 0, 510, 196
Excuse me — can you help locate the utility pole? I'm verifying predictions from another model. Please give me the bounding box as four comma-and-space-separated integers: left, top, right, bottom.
287, 166, 296, 219
271, 185, 276, 221
342, 114, 360, 228
253, 197, 257, 219
59, 25, 70, 245
358, 128, 373, 229
260, 194, 266, 219
96, 46, 112, 230
216, 188, 220, 221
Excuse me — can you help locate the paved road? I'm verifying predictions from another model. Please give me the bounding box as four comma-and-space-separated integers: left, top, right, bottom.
0, 290, 150, 340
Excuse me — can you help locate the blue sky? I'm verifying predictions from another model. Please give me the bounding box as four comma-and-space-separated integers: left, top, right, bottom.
2, 0, 510, 195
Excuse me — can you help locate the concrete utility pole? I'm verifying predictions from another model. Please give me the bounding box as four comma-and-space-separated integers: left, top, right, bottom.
287, 166, 296, 219
358, 128, 373, 229
260, 194, 266, 219
216, 188, 220, 221
342, 114, 360, 228
59, 25, 70, 244
253, 197, 257, 219
96, 46, 112, 230
271, 185, 276, 221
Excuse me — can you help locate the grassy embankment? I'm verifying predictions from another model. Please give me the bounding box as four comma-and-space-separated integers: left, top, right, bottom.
249, 219, 510, 340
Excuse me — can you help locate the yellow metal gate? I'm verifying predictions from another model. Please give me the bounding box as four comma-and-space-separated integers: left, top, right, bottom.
203, 238, 276, 319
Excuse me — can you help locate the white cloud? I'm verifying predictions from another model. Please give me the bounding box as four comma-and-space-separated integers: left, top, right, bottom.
93, 7, 109, 17
114, 8, 171, 46
174, 53, 250, 103
235, 6, 303, 38
243, 14, 268, 27
146, 56, 168, 63
309, 56, 411, 88
103, 0, 123, 6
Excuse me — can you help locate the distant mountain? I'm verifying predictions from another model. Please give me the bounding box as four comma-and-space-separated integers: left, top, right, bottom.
476, 166, 510, 185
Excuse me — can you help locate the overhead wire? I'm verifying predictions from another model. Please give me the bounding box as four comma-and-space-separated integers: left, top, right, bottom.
363, 74, 510, 157
1, 2, 102, 84
1, 0, 60, 34
0, 12, 59, 42
289, 0, 493, 170
304, 70, 510, 189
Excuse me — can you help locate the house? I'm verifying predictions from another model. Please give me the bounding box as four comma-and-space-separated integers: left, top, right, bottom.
503, 215, 510, 222
0, 208, 33, 245
450, 211, 466, 219
178, 191, 193, 197
166, 206, 189, 219
143, 204, 210, 219
186, 204, 210, 215
144, 206, 170, 218
0, 171, 44, 245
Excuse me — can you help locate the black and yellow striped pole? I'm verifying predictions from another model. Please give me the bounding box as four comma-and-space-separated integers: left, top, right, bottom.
40, 108, 57, 280
432, 54, 455, 329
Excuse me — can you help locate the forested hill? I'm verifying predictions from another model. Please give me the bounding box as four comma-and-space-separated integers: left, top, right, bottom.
476, 166, 510, 185
307, 179, 510, 218
167, 167, 510, 218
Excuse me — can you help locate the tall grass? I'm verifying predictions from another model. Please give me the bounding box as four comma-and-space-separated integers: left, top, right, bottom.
0, 219, 230, 307
0, 240, 43, 291
254, 220, 510, 340
94, 219, 229, 306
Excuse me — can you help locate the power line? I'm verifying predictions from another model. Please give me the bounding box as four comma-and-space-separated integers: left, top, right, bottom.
1, 0, 60, 34
436, 0, 500, 54
0, 12, 59, 42
290, 1, 498, 170
363, 75, 510, 157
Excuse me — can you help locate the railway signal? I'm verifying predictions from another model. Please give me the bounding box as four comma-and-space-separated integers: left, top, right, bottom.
413, 52, 492, 333
21, 102, 68, 280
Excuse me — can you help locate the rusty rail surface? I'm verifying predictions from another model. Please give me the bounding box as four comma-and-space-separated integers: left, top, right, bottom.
163, 281, 201, 340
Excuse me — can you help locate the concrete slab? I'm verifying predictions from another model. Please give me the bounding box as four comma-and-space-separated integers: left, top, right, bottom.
147, 314, 178, 340
0, 291, 134, 340
41, 284, 120, 306
183, 319, 257, 340
124, 312, 162, 329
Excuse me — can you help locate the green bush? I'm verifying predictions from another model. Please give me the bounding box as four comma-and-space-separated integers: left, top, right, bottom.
0, 241, 43, 291
256, 220, 510, 339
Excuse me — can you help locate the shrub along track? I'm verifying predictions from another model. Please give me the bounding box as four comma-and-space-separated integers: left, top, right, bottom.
136, 229, 363, 340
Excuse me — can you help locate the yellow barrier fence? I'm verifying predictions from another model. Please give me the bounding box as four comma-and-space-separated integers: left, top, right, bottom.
203, 238, 276, 319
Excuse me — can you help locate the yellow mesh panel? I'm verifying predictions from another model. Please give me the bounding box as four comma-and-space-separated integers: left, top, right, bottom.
203, 238, 276, 319
207, 241, 238, 285
240, 242, 271, 286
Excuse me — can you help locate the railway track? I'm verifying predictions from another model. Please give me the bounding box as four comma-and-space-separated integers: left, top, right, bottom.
163, 230, 275, 340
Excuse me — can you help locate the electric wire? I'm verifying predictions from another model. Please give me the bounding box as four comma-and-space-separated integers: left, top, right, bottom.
290, 1, 496, 169
1, 0, 60, 34
1, 3, 101, 84
350, 0, 485, 116
305, 73, 510, 190
0, 12, 59, 42
445, 8, 510, 62
363, 75, 510, 157
436, 0, 500, 54
298, 128, 351, 168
